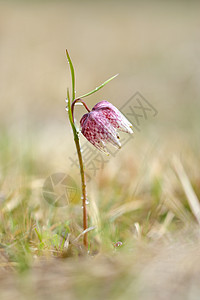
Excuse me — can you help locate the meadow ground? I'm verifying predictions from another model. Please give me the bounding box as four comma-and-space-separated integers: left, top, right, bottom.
0, 1, 200, 299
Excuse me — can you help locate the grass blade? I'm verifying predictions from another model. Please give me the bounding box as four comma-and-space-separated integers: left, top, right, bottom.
173, 156, 200, 225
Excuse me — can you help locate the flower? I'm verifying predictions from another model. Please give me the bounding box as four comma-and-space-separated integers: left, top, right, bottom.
80, 101, 133, 154
92, 101, 133, 134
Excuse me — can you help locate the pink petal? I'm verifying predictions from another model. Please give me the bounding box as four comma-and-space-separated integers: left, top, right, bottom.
80, 110, 121, 154
92, 101, 133, 134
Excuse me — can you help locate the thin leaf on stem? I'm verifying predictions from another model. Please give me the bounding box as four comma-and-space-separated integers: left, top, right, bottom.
77, 74, 119, 99
67, 88, 77, 135
66, 49, 75, 101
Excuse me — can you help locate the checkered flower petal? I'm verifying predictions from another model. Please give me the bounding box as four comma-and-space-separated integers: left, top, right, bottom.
80, 110, 121, 154
80, 100, 133, 154
92, 101, 133, 134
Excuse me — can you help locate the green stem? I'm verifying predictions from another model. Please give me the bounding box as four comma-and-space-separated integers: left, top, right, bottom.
74, 135, 88, 249
71, 98, 91, 122
66, 51, 88, 249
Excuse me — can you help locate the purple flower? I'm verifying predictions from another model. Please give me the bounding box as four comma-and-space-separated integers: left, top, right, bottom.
80, 101, 133, 154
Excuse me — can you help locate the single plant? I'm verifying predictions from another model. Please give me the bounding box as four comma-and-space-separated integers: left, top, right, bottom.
66, 50, 133, 250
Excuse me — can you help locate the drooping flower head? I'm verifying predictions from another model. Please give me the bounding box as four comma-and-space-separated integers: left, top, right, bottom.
80, 100, 133, 154
92, 101, 133, 134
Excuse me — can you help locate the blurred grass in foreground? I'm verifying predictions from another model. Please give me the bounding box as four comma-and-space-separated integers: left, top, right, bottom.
0, 129, 200, 299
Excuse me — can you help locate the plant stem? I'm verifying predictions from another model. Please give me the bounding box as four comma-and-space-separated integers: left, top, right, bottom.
66, 51, 88, 248
71, 98, 91, 122
70, 98, 90, 248
74, 136, 88, 249
67, 89, 88, 249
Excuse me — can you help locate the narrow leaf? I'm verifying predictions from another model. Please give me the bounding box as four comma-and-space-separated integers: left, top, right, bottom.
66, 49, 75, 101
34, 227, 42, 243
67, 89, 76, 129
78, 74, 119, 99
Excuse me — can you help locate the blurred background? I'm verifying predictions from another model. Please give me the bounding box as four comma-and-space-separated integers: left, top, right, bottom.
0, 0, 200, 299
1, 0, 200, 170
